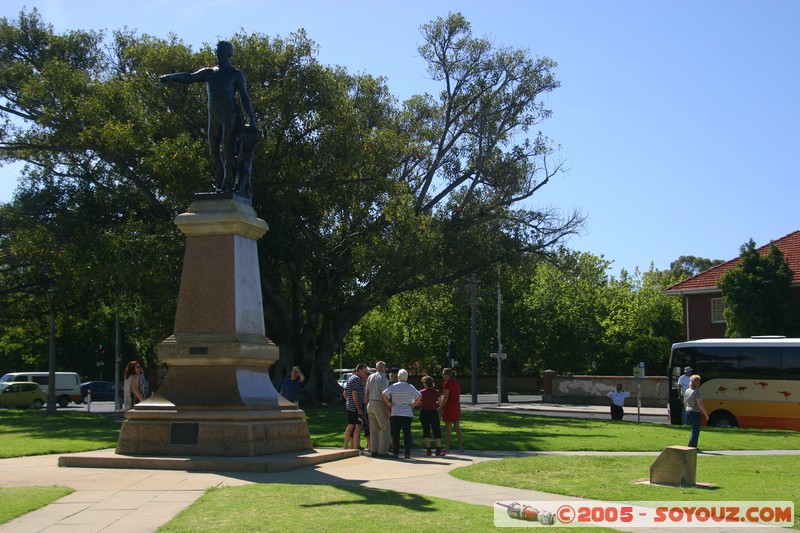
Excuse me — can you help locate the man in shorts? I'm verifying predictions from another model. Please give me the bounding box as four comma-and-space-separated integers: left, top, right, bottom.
344, 363, 368, 450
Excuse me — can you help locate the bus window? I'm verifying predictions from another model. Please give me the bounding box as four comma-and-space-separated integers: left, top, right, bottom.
781, 347, 800, 380
690, 346, 738, 379
738, 348, 781, 379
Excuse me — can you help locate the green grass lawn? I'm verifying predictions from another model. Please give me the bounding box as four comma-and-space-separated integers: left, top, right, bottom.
158, 484, 505, 533
0, 487, 74, 525
2, 406, 799, 531
2, 406, 798, 458
0, 411, 120, 458
452, 454, 800, 527
304, 406, 800, 451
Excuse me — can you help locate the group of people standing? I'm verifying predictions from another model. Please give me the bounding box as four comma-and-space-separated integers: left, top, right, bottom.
345, 361, 463, 459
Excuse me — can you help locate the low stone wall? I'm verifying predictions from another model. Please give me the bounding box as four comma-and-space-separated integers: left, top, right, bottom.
542, 373, 668, 408
406, 375, 541, 394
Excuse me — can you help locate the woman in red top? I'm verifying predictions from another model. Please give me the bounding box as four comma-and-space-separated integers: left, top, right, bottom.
440, 367, 463, 454
418, 375, 443, 456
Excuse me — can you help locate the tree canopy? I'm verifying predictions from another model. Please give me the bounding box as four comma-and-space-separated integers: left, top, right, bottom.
0, 10, 582, 400
344, 250, 684, 378
718, 239, 796, 338
668, 255, 724, 279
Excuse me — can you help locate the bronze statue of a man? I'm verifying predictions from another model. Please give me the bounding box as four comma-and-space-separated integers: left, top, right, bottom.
160, 41, 259, 195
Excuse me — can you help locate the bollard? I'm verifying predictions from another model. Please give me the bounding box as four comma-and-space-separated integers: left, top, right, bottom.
87, 389, 91, 413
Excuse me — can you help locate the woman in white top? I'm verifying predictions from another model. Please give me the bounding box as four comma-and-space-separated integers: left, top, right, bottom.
382, 369, 420, 459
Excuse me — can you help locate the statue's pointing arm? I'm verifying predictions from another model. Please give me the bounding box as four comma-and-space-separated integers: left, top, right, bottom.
159, 68, 209, 85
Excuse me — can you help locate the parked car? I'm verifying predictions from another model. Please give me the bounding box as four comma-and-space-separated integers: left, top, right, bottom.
0, 371, 81, 407
337, 372, 353, 388
80, 381, 121, 403
0, 381, 47, 409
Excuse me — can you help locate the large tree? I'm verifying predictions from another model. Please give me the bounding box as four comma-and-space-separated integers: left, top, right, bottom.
345, 252, 684, 379
718, 239, 795, 338
0, 10, 582, 400
668, 255, 724, 279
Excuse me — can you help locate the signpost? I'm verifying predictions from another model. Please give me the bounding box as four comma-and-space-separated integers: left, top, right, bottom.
633, 362, 645, 423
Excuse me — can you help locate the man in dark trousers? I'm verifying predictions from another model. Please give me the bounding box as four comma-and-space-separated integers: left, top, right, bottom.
607, 383, 630, 420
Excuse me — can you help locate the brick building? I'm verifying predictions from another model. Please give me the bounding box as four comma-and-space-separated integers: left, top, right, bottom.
663, 230, 800, 340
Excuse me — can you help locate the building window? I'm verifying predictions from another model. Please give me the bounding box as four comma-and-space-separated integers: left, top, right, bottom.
711, 298, 726, 323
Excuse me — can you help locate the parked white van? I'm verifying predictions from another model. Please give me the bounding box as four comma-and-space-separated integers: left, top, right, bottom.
0, 372, 82, 407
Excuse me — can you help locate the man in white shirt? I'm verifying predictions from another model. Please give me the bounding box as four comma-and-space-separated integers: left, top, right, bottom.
607, 383, 630, 420
677, 366, 693, 425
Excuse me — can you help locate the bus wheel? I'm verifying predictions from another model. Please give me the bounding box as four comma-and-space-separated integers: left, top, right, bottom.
708, 411, 737, 428
57, 395, 70, 408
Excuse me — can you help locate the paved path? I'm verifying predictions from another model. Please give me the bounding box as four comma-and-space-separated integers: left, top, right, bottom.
2, 448, 798, 533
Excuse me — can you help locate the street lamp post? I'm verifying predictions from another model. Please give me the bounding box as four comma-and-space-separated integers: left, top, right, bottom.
470, 273, 478, 405
489, 274, 506, 407
46, 289, 57, 415
114, 312, 121, 411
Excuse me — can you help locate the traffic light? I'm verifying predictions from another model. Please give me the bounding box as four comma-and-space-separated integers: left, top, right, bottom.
447, 340, 456, 360
490, 337, 499, 353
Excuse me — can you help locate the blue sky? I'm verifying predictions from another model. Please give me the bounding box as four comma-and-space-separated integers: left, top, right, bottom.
2, 0, 798, 275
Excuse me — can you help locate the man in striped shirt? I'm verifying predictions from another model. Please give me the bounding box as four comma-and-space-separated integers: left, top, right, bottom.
344, 363, 368, 450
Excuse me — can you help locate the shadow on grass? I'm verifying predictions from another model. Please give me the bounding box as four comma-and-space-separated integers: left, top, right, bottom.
298, 485, 439, 512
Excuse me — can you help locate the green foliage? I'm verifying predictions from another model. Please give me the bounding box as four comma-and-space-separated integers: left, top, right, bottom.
510, 255, 681, 376
516, 251, 610, 373
668, 254, 724, 279
596, 266, 683, 374
344, 250, 685, 378
719, 239, 796, 337
343, 284, 462, 373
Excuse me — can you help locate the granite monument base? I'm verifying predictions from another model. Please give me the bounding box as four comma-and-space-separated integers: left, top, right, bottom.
116, 363, 312, 457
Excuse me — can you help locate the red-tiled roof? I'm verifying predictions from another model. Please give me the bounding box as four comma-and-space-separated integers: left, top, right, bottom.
664, 230, 800, 293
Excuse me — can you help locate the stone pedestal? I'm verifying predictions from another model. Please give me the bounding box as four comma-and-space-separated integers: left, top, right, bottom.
650, 445, 697, 486
116, 194, 312, 457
